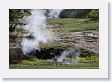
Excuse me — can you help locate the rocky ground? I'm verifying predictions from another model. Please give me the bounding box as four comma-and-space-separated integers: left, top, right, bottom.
55, 30, 99, 54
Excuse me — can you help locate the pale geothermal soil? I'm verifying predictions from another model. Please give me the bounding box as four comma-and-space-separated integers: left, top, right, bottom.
55, 30, 99, 54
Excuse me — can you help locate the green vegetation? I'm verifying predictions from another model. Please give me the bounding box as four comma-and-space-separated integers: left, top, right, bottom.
48, 18, 98, 32
60, 9, 99, 20
87, 10, 99, 20
9, 55, 98, 69
9, 9, 30, 32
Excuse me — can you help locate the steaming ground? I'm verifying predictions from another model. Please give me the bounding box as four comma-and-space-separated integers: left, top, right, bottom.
9, 18, 99, 69
9, 9, 99, 69
21, 10, 56, 55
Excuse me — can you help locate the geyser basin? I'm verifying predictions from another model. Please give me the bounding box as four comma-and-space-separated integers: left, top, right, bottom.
9, 9, 99, 69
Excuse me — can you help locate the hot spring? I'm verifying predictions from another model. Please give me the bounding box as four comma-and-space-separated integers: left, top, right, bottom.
20, 9, 80, 65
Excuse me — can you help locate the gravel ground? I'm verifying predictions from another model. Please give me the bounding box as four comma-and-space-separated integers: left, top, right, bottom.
55, 30, 99, 54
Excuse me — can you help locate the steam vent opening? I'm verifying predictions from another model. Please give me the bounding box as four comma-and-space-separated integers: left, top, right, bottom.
9, 9, 99, 69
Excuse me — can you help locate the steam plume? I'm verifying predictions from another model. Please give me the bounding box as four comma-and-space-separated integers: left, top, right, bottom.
57, 47, 80, 64
20, 9, 80, 65
21, 9, 55, 55
48, 9, 63, 18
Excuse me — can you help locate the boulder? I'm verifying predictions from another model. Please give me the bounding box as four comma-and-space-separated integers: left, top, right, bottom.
9, 47, 29, 64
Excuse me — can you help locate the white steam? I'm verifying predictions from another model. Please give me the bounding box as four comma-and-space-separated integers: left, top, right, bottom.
48, 9, 63, 18
57, 48, 80, 64
21, 10, 55, 55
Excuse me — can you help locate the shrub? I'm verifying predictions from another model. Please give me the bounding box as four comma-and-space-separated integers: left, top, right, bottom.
87, 10, 99, 20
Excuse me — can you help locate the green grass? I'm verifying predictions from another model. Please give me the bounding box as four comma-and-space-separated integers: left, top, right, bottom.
40, 42, 69, 49
9, 63, 98, 69
48, 18, 99, 32
9, 56, 99, 69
